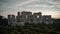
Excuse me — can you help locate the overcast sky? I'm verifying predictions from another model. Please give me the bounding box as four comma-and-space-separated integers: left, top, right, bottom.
0, 0, 60, 18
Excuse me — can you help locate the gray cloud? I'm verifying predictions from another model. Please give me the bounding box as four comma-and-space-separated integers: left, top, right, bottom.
0, 0, 60, 11
0, 0, 60, 17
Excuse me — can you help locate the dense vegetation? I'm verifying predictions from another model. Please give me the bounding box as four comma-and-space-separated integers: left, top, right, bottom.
0, 16, 60, 34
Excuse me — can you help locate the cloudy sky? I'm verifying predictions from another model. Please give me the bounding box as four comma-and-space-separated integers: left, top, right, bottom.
0, 0, 60, 18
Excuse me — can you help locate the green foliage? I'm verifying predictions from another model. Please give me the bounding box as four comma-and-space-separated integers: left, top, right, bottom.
0, 19, 60, 34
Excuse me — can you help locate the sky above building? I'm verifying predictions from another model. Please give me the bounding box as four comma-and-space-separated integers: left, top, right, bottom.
0, 0, 60, 19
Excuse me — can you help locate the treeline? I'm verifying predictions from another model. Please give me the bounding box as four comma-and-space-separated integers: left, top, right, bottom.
0, 16, 8, 26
